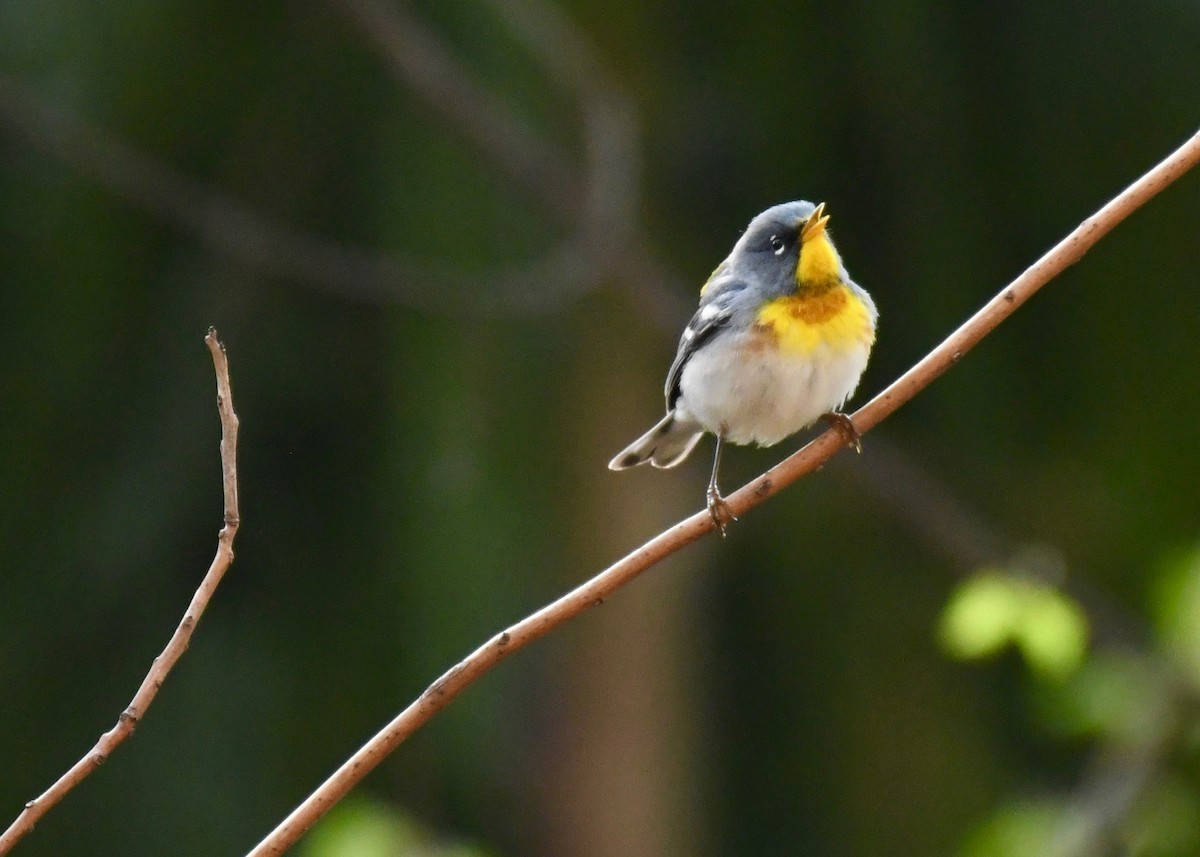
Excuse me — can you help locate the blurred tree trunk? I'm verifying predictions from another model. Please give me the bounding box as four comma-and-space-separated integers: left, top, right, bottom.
539, 297, 712, 857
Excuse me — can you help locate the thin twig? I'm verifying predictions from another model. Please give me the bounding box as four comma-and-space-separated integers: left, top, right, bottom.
246, 127, 1200, 857
0, 329, 241, 855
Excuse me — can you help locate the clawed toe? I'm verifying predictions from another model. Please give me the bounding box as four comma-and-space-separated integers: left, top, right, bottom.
821, 412, 862, 453
706, 488, 737, 536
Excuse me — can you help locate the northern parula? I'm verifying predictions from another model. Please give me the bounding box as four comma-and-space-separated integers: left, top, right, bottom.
608, 201, 877, 532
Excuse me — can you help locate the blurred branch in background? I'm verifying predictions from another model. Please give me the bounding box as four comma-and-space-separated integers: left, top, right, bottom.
337, 0, 582, 217
0, 73, 612, 315
334, 0, 687, 325
0, 0, 690, 322
246, 127, 1200, 856
844, 435, 1145, 648
0, 329, 241, 856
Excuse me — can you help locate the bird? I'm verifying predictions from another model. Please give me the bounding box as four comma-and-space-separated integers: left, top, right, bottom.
608, 200, 877, 534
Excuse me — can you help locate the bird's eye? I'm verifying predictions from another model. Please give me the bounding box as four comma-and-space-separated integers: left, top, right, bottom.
769, 235, 786, 255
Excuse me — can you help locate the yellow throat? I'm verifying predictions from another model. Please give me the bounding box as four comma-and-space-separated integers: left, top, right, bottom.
755, 206, 874, 354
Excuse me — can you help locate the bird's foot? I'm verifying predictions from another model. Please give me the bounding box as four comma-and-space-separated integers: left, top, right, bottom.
821, 412, 862, 453
706, 486, 737, 536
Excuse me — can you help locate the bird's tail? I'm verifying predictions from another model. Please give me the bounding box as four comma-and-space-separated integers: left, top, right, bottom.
608, 412, 704, 471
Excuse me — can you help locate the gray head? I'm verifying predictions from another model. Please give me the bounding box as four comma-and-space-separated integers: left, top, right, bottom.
722, 200, 847, 300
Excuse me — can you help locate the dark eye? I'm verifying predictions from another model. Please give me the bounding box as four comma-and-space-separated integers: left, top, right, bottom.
769, 235, 786, 255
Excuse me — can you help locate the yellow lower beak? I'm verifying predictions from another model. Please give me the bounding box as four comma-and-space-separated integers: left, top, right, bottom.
800, 202, 830, 242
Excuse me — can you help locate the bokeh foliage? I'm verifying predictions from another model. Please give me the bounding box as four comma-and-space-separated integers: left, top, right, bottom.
2, 1, 1199, 855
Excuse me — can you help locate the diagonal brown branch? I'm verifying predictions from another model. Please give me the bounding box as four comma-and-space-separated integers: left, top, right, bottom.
0, 329, 241, 855
246, 128, 1200, 857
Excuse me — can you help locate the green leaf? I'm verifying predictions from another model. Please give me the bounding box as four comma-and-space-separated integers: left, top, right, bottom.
1151, 545, 1200, 688
939, 571, 1024, 661
1014, 586, 1089, 681
1036, 651, 1167, 741
940, 571, 1089, 680
959, 801, 1069, 857
300, 798, 418, 857
300, 798, 495, 857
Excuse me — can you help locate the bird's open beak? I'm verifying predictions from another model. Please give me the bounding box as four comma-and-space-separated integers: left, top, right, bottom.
800, 202, 830, 242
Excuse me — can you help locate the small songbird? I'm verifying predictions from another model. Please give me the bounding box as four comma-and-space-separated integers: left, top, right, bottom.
608, 201, 877, 533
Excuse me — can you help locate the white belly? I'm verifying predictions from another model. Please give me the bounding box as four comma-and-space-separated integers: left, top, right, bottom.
675, 332, 871, 447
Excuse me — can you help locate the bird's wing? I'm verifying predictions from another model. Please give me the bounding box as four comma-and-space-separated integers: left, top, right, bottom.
664, 284, 744, 409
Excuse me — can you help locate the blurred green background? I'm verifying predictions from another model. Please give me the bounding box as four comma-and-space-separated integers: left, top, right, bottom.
2, 1, 1199, 855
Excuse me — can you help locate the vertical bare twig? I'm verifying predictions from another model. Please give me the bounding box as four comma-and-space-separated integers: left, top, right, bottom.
0, 328, 241, 855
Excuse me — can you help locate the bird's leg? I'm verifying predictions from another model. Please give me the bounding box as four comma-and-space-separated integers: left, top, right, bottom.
821, 411, 862, 453
706, 432, 737, 536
